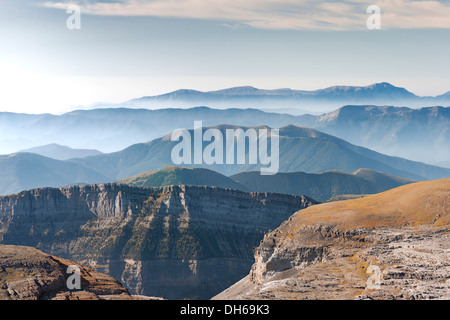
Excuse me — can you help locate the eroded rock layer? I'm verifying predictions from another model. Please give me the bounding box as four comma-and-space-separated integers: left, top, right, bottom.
214, 179, 450, 300
0, 184, 316, 299
0, 244, 137, 300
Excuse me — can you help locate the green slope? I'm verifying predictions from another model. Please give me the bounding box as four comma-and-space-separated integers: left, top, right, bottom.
116, 166, 416, 203
117, 166, 245, 190
230, 169, 414, 202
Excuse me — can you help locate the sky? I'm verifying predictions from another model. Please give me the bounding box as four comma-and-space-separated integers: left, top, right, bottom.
0, 0, 450, 114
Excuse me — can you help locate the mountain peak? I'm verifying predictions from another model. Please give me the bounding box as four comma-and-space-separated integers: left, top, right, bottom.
209, 86, 261, 95
369, 82, 395, 88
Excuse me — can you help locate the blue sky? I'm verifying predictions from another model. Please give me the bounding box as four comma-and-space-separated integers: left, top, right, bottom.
1, 0, 450, 113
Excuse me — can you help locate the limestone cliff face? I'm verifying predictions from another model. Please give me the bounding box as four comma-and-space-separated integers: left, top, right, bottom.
0, 183, 316, 299
214, 179, 450, 300
0, 244, 140, 300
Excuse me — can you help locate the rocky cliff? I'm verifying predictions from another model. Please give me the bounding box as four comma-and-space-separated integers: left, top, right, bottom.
0, 244, 157, 300
214, 179, 450, 300
0, 183, 316, 299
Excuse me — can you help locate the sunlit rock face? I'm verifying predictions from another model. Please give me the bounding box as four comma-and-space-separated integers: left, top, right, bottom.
214, 179, 450, 300
0, 183, 316, 299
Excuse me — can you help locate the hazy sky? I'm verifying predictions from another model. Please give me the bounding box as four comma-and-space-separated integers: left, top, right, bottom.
1, 0, 450, 113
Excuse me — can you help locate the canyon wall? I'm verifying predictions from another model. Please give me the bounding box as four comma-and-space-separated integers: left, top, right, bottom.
0, 183, 316, 299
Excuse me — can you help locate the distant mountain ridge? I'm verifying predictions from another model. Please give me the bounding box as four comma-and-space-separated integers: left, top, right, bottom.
132, 82, 417, 100
1, 123, 449, 196
298, 105, 450, 163
436, 160, 450, 169
118, 166, 416, 202
230, 169, 416, 202
117, 166, 245, 190
128, 82, 446, 111
0, 153, 109, 195
70, 125, 450, 180
68, 124, 449, 181
19, 143, 102, 160
0, 107, 297, 154
1, 104, 449, 164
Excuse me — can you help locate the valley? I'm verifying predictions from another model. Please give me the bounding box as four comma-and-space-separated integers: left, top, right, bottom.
0, 183, 315, 299
2, 0, 449, 305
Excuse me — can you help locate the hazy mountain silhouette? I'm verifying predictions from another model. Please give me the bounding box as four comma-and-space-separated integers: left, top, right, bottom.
298, 105, 450, 164
0, 107, 297, 154
129, 82, 429, 111
0, 153, 109, 195
19, 143, 102, 160
69, 125, 450, 181
2, 104, 448, 164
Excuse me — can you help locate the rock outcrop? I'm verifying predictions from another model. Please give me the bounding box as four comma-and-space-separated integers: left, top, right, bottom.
0, 244, 157, 300
0, 183, 316, 299
214, 179, 450, 300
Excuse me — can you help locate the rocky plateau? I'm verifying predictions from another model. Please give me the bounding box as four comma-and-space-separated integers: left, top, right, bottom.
214, 179, 450, 300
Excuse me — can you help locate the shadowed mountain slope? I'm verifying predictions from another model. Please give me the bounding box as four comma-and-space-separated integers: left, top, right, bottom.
117, 166, 245, 190
231, 168, 416, 202
19, 143, 102, 160
70, 124, 450, 181
0, 152, 109, 195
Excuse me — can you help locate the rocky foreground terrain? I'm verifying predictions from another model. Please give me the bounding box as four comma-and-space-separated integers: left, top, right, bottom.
0, 183, 315, 299
0, 244, 160, 300
214, 179, 450, 300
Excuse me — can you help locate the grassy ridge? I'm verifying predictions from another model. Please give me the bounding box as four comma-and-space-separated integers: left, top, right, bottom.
118, 166, 416, 202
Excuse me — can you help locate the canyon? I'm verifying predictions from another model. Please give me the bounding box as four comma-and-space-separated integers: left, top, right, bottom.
0, 183, 315, 299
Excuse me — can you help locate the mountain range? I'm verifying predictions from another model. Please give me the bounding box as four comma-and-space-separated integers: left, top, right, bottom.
117, 166, 416, 202
2, 103, 449, 164
0, 107, 296, 154
69, 124, 450, 181
298, 105, 450, 164
1, 81, 449, 302
1, 124, 449, 196
230, 168, 415, 202
125, 82, 450, 112
117, 166, 244, 191
19, 143, 102, 160
0, 153, 109, 195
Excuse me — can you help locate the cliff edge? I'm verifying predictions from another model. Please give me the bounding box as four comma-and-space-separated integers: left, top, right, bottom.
214, 179, 450, 300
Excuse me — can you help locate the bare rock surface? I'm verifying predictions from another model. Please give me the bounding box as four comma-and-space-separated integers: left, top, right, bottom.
0, 244, 162, 300
214, 179, 450, 300
0, 184, 316, 299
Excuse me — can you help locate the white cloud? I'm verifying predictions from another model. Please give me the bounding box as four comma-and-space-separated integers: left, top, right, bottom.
42, 0, 450, 30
